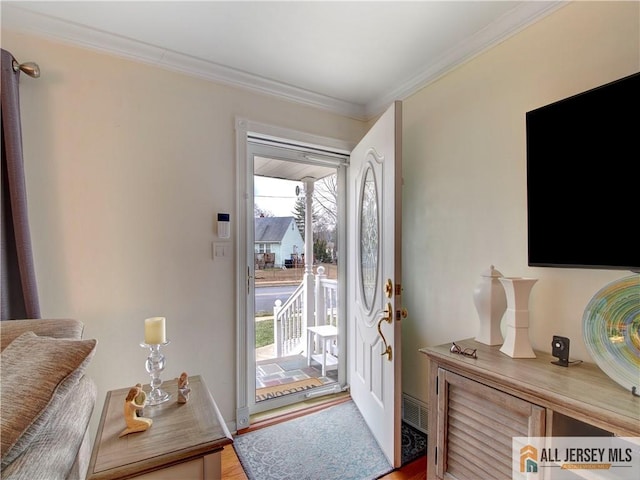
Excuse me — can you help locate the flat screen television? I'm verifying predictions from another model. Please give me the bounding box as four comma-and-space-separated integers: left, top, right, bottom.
526, 72, 640, 272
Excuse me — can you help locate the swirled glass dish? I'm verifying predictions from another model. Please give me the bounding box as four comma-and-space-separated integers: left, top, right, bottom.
582, 275, 640, 392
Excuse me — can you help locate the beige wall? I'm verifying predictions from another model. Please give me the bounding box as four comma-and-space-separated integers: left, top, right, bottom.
1, 30, 365, 437
2, 0, 638, 440
402, 1, 639, 403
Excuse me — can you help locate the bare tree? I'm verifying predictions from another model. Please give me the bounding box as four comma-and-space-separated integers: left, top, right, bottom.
254, 204, 274, 218
313, 174, 337, 228
277, 175, 339, 262
313, 174, 337, 250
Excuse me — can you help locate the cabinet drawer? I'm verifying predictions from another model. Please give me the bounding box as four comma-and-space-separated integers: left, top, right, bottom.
134, 458, 203, 479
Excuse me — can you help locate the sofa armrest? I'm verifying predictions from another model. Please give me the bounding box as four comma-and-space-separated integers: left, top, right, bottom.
0, 375, 97, 480
0, 319, 85, 351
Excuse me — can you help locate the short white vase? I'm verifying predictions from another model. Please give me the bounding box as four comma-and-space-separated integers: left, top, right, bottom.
499, 277, 537, 358
473, 265, 507, 345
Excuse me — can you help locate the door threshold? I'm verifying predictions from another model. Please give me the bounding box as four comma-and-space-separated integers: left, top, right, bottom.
239, 392, 351, 434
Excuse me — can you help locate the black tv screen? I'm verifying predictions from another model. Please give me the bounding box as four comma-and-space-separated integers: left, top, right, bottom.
526, 72, 640, 271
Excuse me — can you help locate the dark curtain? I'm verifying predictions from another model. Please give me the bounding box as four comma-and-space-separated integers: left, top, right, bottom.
1, 48, 40, 320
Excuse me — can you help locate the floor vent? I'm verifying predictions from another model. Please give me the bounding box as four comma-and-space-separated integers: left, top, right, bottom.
402, 393, 428, 434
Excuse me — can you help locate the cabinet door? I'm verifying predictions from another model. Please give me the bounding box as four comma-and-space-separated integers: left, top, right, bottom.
435, 369, 545, 480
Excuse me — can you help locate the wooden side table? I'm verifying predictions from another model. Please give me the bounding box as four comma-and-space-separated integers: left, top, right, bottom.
87, 375, 232, 480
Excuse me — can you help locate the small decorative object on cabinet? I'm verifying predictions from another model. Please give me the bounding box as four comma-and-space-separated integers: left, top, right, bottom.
119, 385, 152, 438
178, 371, 191, 404
141, 317, 171, 405
499, 276, 537, 358
420, 340, 639, 480
582, 274, 640, 393
473, 265, 507, 345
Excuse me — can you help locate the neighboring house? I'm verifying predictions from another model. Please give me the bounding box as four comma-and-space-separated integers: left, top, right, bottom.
255, 216, 304, 269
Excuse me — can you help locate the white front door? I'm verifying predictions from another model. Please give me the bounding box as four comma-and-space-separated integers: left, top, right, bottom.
347, 101, 403, 467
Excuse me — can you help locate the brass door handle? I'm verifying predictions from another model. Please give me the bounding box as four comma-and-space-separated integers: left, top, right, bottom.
377, 302, 393, 361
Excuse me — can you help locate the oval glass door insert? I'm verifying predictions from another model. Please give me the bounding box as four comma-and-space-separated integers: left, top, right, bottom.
360, 164, 379, 311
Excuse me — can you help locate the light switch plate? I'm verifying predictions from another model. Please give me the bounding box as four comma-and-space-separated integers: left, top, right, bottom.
212, 242, 231, 260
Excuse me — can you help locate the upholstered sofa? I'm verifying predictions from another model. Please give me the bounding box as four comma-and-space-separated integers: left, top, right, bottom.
0, 319, 97, 480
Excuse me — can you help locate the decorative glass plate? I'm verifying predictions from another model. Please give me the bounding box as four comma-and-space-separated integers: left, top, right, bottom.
582, 275, 640, 392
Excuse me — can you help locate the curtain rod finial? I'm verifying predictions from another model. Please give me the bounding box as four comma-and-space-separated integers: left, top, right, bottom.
12, 59, 40, 78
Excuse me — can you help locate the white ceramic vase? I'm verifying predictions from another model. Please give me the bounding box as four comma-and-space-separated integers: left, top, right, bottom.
473, 265, 507, 345
499, 277, 537, 358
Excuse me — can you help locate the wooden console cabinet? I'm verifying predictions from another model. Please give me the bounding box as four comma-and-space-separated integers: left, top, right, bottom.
420, 339, 639, 480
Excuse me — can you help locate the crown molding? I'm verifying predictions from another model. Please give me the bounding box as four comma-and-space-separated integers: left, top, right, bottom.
366, 1, 568, 118
2, 2, 567, 122
2, 5, 367, 119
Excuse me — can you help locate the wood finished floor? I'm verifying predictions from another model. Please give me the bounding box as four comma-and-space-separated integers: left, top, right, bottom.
223, 395, 427, 480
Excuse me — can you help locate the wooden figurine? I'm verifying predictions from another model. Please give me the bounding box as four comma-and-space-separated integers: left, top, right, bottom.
119, 385, 152, 437
178, 372, 191, 404
134, 383, 146, 416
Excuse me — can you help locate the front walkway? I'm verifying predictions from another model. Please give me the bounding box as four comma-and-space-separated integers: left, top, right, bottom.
256, 343, 275, 362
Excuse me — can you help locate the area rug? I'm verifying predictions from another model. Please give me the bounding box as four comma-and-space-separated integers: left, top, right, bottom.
401, 421, 427, 465
255, 378, 323, 402
234, 400, 394, 480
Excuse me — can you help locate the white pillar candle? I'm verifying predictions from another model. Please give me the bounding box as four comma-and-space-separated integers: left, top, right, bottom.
144, 317, 166, 344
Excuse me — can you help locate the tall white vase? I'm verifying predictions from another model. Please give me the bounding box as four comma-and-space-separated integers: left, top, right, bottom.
473, 265, 507, 345
499, 277, 537, 358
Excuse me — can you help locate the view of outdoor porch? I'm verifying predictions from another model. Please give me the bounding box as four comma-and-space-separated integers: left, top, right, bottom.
254, 264, 340, 402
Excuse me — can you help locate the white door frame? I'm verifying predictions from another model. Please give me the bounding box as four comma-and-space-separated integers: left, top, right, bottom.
235, 117, 354, 429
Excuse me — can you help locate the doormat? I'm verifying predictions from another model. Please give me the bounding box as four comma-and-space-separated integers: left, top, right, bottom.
234, 400, 393, 480
255, 378, 323, 402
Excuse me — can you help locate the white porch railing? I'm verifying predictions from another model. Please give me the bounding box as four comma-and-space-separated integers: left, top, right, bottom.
315, 267, 338, 328
272, 283, 304, 357
272, 266, 337, 357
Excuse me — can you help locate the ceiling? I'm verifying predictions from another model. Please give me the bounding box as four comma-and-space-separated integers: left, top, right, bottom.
2, 1, 566, 120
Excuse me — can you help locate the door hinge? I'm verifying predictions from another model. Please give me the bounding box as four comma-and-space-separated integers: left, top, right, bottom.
435, 446, 438, 465
435, 375, 439, 395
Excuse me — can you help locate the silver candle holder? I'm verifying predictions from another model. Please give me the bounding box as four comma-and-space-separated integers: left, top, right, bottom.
140, 341, 171, 405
